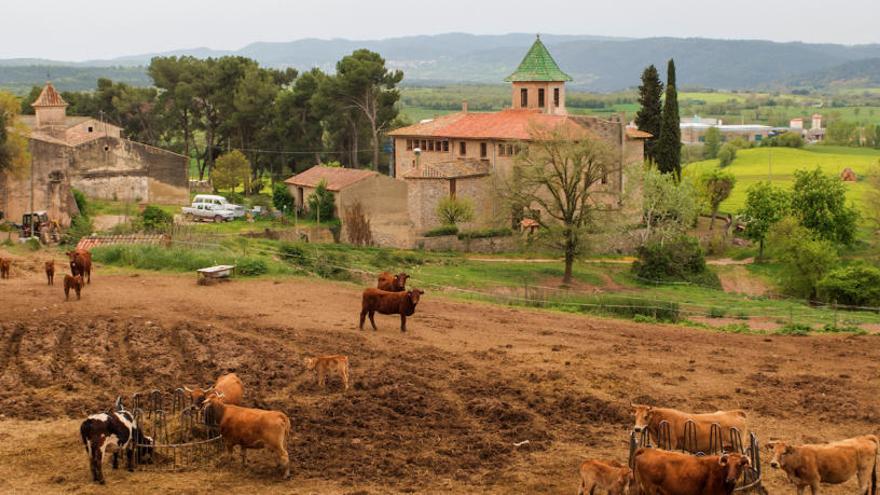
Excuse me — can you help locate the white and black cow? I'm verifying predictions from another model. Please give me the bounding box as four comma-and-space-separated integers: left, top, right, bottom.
79, 401, 153, 484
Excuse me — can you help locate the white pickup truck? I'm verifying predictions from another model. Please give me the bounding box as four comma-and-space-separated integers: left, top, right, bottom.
181, 194, 244, 222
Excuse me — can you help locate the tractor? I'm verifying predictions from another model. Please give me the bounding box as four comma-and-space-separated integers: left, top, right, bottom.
17, 211, 61, 244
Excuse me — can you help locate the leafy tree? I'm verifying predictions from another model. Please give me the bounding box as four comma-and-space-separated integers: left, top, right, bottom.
639, 166, 698, 244
272, 182, 294, 214
700, 169, 736, 230
508, 125, 618, 284
768, 217, 839, 300
655, 59, 681, 178
866, 163, 880, 229
212, 150, 251, 192
307, 179, 335, 222
703, 127, 721, 159
263, 68, 327, 176
140, 205, 173, 232
632, 235, 720, 288
717, 143, 737, 167
149, 56, 203, 172
825, 120, 859, 146
436, 197, 475, 226
738, 181, 790, 258
816, 264, 880, 307
634, 65, 663, 162
0, 91, 30, 175
790, 167, 859, 245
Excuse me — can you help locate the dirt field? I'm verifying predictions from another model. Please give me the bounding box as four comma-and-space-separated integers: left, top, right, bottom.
0, 252, 879, 494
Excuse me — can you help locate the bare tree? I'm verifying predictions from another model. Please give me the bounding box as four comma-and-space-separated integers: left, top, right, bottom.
508, 125, 619, 284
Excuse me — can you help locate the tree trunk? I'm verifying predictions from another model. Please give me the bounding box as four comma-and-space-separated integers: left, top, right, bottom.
759, 238, 765, 260
563, 250, 574, 285
371, 130, 380, 171
709, 207, 718, 230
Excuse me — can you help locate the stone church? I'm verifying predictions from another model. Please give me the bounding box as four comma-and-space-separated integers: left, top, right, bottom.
389, 36, 649, 233
1, 82, 188, 227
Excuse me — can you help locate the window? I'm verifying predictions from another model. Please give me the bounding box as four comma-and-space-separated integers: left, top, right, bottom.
87, 126, 94, 133
507, 144, 514, 156
601, 167, 608, 185
538, 88, 545, 108
428, 140, 435, 152
459, 141, 467, 156
480, 142, 488, 158
698, 136, 706, 143
421, 140, 427, 150
520, 88, 528, 107
498, 143, 506, 156
449, 179, 457, 198
553, 88, 560, 107
755, 134, 763, 142
406, 139, 413, 150
443, 141, 449, 152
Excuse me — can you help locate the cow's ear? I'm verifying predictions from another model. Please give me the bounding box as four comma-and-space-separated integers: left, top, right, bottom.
719, 454, 729, 466
784, 446, 794, 455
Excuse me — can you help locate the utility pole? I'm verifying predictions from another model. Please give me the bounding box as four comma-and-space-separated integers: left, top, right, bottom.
29, 154, 35, 238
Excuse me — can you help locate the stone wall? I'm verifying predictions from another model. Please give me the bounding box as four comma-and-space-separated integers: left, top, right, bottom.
415, 234, 518, 253
0, 138, 77, 227
338, 175, 413, 248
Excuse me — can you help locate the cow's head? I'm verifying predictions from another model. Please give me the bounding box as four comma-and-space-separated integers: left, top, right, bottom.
303, 357, 317, 370
766, 441, 794, 469
408, 289, 425, 305
718, 453, 750, 486
134, 428, 155, 464
395, 273, 410, 288
631, 403, 654, 433
183, 385, 214, 406
613, 469, 635, 495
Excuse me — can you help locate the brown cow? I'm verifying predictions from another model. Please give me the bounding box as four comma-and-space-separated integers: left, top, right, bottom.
0, 258, 10, 279
45, 260, 55, 285
377, 272, 409, 292
632, 404, 748, 454
578, 459, 633, 495
634, 448, 751, 495
360, 288, 424, 332
64, 274, 84, 301
767, 436, 878, 495
203, 393, 291, 479
304, 355, 350, 391
66, 249, 92, 284
184, 372, 244, 406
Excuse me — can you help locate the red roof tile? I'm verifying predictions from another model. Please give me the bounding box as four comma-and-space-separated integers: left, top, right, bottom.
283, 166, 377, 191
31, 82, 68, 107
389, 109, 590, 141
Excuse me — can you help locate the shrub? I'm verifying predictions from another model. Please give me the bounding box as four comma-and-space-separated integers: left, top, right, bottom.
307, 180, 335, 222
141, 205, 173, 232
717, 143, 737, 167
236, 258, 268, 277
768, 217, 839, 300
436, 197, 474, 226
632, 236, 721, 288
457, 227, 513, 240
816, 264, 880, 308
424, 225, 459, 237
764, 131, 804, 148
25, 237, 41, 251
822, 323, 865, 334
777, 323, 811, 336
272, 182, 294, 213
708, 306, 727, 318
343, 201, 372, 246
64, 214, 94, 245
72, 189, 89, 216
720, 323, 752, 334
279, 242, 310, 266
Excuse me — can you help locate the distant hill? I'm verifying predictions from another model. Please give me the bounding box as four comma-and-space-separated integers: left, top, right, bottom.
787, 58, 880, 89
1, 33, 879, 93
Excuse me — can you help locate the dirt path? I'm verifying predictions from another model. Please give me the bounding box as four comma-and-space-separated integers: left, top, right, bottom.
0, 255, 876, 494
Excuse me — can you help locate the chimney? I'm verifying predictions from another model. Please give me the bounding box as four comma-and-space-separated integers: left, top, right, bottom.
812, 114, 822, 130
462, 100, 468, 114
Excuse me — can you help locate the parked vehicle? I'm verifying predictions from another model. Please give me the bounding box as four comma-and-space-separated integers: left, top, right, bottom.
181, 202, 236, 222
191, 195, 246, 218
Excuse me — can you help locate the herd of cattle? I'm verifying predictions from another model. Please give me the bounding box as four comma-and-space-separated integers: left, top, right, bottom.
2, 255, 875, 493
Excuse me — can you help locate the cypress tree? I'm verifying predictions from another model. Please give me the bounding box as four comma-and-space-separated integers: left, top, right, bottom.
634, 65, 663, 162
656, 59, 681, 179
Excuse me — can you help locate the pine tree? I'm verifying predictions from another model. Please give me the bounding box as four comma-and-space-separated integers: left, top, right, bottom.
656, 59, 681, 179
634, 65, 663, 162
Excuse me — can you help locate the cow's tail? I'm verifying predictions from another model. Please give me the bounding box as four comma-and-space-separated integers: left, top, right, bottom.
80, 420, 91, 456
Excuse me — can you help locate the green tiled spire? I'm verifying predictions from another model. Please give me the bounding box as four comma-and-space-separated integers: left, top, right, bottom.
505, 35, 573, 82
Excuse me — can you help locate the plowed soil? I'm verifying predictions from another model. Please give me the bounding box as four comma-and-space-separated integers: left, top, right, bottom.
0, 252, 878, 494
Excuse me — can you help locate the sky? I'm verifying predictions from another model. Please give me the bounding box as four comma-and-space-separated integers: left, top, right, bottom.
3, 0, 879, 61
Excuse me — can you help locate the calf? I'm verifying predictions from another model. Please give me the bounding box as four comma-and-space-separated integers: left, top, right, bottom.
377, 272, 409, 292
45, 260, 54, 285
0, 258, 10, 279
634, 448, 751, 495
184, 372, 244, 407
66, 248, 92, 284
64, 274, 84, 301
304, 355, 350, 391
632, 404, 748, 454
79, 402, 153, 484
203, 393, 291, 479
767, 436, 878, 495
578, 459, 633, 495
360, 288, 424, 332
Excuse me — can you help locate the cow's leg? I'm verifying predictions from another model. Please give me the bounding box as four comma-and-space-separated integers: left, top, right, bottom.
65, 286, 69, 300
400, 314, 406, 332
368, 311, 377, 331
126, 446, 134, 472
280, 446, 290, 479
359, 309, 367, 330
342, 366, 350, 390
318, 368, 326, 388
76, 286, 81, 300
240, 448, 247, 466
86, 268, 91, 284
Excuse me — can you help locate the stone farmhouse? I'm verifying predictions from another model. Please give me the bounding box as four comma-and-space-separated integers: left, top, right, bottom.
0, 82, 188, 227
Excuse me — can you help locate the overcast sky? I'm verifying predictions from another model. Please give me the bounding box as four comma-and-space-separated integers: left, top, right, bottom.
3, 0, 878, 60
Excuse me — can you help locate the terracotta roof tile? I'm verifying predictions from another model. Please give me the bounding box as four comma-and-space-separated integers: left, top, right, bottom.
283, 166, 377, 191
31, 82, 68, 107
389, 109, 589, 141
402, 159, 491, 179
626, 128, 653, 139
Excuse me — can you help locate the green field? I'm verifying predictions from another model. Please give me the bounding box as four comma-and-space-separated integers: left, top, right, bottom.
686, 145, 880, 214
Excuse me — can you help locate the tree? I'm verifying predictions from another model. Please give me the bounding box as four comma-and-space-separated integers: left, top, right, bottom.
655, 59, 681, 178
768, 217, 839, 301
816, 264, 880, 307
307, 179, 335, 222
639, 166, 698, 244
703, 127, 721, 159
717, 143, 737, 167
272, 182, 294, 214
436, 197, 475, 226
790, 167, 859, 245
700, 169, 736, 230
738, 181, 790, 258
0, 91, 30, 176
212, 150, 250, 192
634, 65, 663, 162
508, 125, 618, 284
866, 163, 880, 230
332, 50, 403, 169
